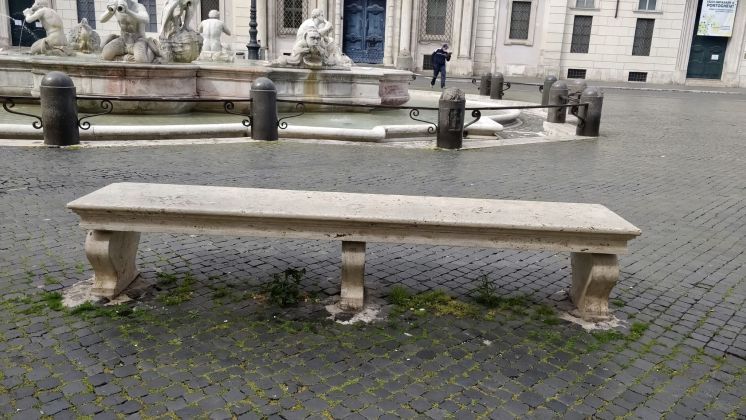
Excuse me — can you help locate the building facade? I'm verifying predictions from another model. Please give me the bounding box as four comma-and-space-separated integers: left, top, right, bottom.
1, 0, 745, 86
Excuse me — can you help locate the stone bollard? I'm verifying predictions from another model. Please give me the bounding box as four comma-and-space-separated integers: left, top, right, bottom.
568, 79, 588, 99
479, 73, 492, 96
40, 71, 79, 147
576, 87, 603, 137
547, 81, 568, 123
437, 88, 466, 149
490, 72, 505, 100
250, 77, 278, 141
541, 75, 558, 106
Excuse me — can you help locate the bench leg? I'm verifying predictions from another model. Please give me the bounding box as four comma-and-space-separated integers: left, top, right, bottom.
570, 252, 619, 321
340, 241, 366, 311
85, 230, 141, 299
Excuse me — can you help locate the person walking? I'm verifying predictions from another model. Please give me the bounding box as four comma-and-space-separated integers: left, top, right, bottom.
430, 44, 452, 88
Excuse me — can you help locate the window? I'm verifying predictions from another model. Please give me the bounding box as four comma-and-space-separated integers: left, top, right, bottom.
76, 0, 96, 29
638, 0, 657, 10
628, 71, 648, 82
278, 0, 307, 35
509, 1, 531, 40
419, 0, 453, 41
632, 18, 654, 55
423, 54, 433, 70
140, 0, 157, 32
201, 0, 220, 21
567, 68, 587, 79
575, 0, 594, 8
570, 15, 592, 53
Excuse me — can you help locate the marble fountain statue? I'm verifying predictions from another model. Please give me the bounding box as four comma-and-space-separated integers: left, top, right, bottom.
0, 5, 411, 113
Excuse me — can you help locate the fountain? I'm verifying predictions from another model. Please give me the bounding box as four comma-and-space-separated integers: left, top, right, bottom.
0, 5, 529, 144
0, 5, 411, 114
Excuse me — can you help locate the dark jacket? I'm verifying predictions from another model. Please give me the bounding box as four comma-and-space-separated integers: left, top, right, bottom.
431, 49, 452, 67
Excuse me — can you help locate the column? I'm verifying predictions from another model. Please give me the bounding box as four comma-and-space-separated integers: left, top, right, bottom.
257, 0, 268, 58
457, 0, 474, 58
399, 0, 412, 52
383, 0, 396, 65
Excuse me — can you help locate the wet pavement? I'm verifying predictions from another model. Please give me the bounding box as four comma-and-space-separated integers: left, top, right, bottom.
1, 85, 746, 418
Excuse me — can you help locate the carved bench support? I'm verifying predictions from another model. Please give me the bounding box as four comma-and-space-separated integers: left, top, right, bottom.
570, 252, 619, 321
85, 230, 141, 298
340, 241, 366, 311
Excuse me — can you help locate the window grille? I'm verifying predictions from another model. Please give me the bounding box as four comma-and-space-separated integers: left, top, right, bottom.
423, 54, 433, 70
419, 0, 453, 42
76, 0, 96, 29
628, 71, 648, 82
570, 15, 592, 53
141, 0, 157, 32
638, 0, 656, 10
575, 0, 594, 8
201, 0, 220, 21
567, 68, 587, 79
278, 0, 308, 35
509, 1, 531, 40
632, 18, 654, 56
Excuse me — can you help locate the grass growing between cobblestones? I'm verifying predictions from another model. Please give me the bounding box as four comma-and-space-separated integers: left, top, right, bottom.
388, 284, 561, 325
158, 272, 196, 305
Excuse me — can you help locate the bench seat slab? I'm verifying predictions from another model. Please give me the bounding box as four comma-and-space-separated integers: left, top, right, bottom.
86, 230, 141, 298
570, 252, 618, 321
340, 241, 366, 311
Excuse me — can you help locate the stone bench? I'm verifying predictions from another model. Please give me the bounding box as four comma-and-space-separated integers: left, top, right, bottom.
67, 182, 641, 321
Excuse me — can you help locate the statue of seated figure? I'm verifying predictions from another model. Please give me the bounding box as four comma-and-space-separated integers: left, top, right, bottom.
23, 0, 69, 55
99, 0, 160, 63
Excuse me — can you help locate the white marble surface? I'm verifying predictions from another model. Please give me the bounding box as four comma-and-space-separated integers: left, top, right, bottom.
68, 183, 640, 254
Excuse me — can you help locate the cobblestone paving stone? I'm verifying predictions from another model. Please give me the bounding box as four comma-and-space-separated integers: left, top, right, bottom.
1, 86, 746, 418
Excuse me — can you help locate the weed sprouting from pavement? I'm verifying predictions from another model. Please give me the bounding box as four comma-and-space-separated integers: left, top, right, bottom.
263, 268, 306, 307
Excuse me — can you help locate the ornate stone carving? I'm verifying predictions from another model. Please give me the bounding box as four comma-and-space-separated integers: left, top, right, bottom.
158, 0, 203, 63
273, 8, 352, 69
68, 18, 101, 54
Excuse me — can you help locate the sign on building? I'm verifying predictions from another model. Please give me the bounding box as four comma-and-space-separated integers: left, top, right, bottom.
697, 0, 739, 37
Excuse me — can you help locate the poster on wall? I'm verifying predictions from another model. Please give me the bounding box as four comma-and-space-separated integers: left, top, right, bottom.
697, 0, 739, 37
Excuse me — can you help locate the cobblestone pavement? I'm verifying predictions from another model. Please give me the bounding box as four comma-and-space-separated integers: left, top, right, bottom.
1, 86, 746, 419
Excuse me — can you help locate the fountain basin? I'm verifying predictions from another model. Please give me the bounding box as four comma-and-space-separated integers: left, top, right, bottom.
0, 54, 412, 114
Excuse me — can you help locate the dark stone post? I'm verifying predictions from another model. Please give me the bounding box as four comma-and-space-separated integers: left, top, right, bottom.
437, 88, 465, 149
40, 71, 79, 147
250, 77, 278, 141
568, 79, 588, 98
541, 75, 557, 106
479, 73, 491, 96
490, 72, 504, 100
576, 87, 603, 137
547, 81, 568, 123
246, 0, 260, 60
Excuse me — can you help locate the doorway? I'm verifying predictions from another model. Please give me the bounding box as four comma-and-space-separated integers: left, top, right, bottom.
342, 0, 386, 64
686, 0, 729, 79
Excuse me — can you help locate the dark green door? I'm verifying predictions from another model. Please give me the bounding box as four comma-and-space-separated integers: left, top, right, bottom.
686, 0, 728, 79
8, 0, 47, 47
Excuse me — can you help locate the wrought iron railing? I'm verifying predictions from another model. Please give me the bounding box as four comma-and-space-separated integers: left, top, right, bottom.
75, 96, 254, 129
0, 95, 254, 131
0, 96, 43, 129
275, 99, 440, 134
0, 95, 588, 133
